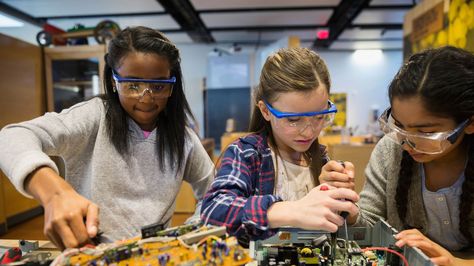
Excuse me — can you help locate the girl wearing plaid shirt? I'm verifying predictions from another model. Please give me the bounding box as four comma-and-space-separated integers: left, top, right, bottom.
201, 48, 359, 244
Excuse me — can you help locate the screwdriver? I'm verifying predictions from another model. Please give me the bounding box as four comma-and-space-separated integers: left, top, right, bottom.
337, 160, 350, 243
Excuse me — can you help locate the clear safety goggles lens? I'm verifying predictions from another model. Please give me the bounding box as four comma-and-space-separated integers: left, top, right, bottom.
378, 108, 469, 154
115, 82, 173, 99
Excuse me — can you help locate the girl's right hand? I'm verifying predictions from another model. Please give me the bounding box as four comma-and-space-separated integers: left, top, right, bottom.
25, 166, 99, 250
268, 184, 359, 232
319, 160, 355, 190
43, 189, 99, 250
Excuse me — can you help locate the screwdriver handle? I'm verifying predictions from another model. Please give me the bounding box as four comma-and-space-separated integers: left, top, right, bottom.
0, 247, 22, 264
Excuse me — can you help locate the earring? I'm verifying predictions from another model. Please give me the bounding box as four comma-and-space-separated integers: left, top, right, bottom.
112, 86, 117, 92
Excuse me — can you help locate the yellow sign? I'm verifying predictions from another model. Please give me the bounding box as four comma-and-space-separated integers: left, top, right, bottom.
411, 2, 444, 42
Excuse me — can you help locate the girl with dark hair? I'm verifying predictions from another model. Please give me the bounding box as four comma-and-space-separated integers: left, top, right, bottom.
0, 26, 213, 250
321, 46, 474, 265
201, 47, 359, 244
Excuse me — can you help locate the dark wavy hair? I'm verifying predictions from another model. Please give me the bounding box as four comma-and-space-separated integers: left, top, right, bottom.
249, 47, 331, 184
389, 46, 474, 247
101, 26, 194, 170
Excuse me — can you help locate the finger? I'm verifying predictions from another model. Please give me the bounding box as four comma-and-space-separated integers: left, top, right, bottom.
323, 160, 346, 172
86, 204, 99, 238
329, 188, 360, 202
68, 212, 90, 246
45, 228, 65, 251
398, 239, 439, 257
326, 199, 359, 217
342, 161, 355, 179
313, 219, 339, 232
328, 181, 355, 189
325, 210, 345, 227
396, 228, 421, 238
53, 219, 80, 248
431, 257, 450, 266
327, 171, 353, 183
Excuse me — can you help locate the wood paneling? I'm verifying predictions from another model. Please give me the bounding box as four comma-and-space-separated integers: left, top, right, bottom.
175, 182, 196, 213
0, 33, 44, 228
327, 143, 376, 193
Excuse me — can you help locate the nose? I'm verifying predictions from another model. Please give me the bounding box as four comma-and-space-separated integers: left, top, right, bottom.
299, 121, 317, 137
138, 88, 154, 103
400, 138, 415, 151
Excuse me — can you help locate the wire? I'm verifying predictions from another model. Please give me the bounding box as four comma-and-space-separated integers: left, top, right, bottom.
362, 247, 409, 266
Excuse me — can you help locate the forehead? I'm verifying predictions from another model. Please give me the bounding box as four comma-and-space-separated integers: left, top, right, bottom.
391, 97, 454, 127
116, 52, 171, 78
272, 86, 329, 112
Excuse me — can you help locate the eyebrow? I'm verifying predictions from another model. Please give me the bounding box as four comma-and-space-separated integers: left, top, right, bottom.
391, 115, 441, 128
121, 75, 170, 80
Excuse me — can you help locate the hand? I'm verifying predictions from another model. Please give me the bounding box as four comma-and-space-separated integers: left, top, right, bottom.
25, 167, 100, 250
395, 229, 457, 266
319, 160, 355, 190
268, 184, 359, 232
43, 189, 99, 250
43, 190, 99, 250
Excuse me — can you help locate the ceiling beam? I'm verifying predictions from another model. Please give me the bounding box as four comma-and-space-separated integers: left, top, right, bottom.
0, 2, 45, 27
38, 11, 167, 20
198, 6, 336, 13
156, 0, 214, 43
313, 0, 372, 48
207, 23, 402, 33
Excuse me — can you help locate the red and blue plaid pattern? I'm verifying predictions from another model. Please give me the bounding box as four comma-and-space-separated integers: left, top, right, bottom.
201, 132, 328, 243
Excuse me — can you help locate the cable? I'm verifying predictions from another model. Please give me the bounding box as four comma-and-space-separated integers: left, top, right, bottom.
362, 247, 409, 266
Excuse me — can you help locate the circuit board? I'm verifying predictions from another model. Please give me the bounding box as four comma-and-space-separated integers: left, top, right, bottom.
250, 220, 434, 266
51, 223, 252, 266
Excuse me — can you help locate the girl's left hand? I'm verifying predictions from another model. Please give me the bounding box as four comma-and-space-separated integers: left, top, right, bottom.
395, 229, 456, 266
319, 160, 355, 190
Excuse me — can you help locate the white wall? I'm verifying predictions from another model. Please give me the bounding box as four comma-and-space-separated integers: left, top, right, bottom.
176, 44, 214, 137
317, 50, 403, 134
153, 43, 403, 137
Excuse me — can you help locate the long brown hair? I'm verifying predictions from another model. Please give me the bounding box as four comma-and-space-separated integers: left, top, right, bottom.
249, 47, 331, 185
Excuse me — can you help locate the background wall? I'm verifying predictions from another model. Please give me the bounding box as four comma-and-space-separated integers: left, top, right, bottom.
177, 43, 403, 137
318, 50, 403, 134
177, 44, 214, 136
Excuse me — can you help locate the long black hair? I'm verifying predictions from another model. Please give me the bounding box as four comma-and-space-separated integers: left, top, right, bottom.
389, 46, 474, 247
102, 26, 194, 170
249, 47, 331, 184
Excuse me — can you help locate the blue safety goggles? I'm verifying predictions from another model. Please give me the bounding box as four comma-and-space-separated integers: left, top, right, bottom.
112, 70, 176, 84
264, 100, 337, 118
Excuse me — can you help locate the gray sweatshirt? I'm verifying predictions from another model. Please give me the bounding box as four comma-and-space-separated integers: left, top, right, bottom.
354, 136, 474, 251
0, 97, 214, 242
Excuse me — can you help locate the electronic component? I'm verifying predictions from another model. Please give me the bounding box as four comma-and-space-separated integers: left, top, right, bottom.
50, 222, 251, 266
250, 220, 434, 266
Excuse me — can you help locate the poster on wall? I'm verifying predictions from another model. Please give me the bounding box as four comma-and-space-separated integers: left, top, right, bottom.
325, 93, 347, 134
403, 0, 474, 59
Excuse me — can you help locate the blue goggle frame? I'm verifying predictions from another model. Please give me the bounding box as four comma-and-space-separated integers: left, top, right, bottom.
264, 100, 337, 118
112, 70, 176, 84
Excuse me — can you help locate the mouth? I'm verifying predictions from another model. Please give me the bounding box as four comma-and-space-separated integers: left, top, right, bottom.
295, 139, 313, 144
135, 107, 157, 113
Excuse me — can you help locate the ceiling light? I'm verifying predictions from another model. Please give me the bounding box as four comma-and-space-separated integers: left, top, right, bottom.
0, 14, 24, 27
352, 49, 383, 65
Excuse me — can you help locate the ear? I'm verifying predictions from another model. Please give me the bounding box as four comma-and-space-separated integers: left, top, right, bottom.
257, 100, 271, 122
465, 116, 474, 134
111, 78, 117, 92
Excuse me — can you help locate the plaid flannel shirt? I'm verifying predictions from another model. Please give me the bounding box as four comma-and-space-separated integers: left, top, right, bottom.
201, 132, 328, 244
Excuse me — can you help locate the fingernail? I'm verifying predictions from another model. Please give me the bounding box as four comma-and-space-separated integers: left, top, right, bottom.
88, 225, 97, 237
395, 240, 403, 247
